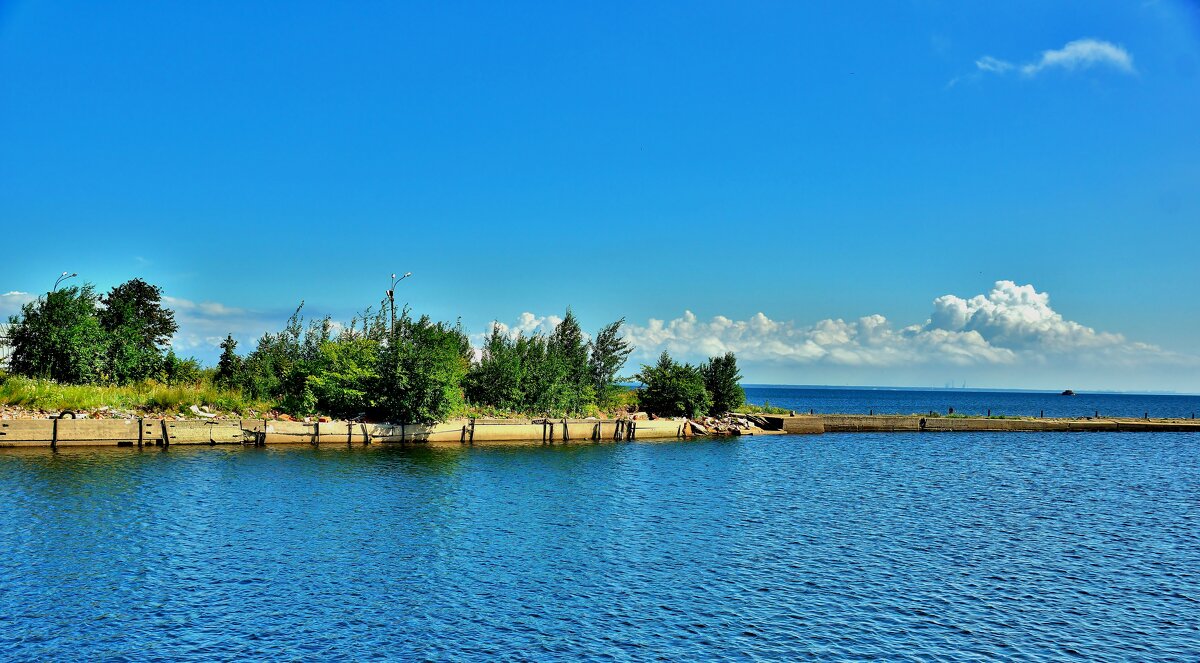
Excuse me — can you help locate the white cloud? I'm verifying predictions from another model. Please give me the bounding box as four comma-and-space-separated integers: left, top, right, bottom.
488, 312, 564, 340
1021, 39, 1135, 76
0, 291, 37, 318
975, 55, 1014, 74
620, 281, 1191, 370
162, 295, 273, 357
971, 38, 1135, 80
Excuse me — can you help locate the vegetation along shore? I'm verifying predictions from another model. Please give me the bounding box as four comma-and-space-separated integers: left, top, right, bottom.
1, 277, 749, 424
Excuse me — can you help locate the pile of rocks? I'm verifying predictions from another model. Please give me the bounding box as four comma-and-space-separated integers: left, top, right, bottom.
683, 414, 775, 436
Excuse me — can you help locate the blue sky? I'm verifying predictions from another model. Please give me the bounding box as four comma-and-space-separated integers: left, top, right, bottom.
2, 1, 1198, 391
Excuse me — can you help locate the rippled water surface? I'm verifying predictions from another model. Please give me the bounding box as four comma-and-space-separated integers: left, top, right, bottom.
2, 434, 1199, 660
744, 386, 1200, 419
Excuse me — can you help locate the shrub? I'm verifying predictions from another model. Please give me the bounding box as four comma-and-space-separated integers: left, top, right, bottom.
634, 351, 712, 418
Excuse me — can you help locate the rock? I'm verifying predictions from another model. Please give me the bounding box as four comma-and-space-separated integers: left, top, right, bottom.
189, 405, 216, 418
278, 413, 294, 422
318, 416, 331, 423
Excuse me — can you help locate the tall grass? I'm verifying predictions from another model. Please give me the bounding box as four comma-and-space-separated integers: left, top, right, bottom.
0, 375, 272, 415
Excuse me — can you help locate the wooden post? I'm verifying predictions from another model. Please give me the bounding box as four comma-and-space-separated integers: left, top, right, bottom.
160, 419, 170, 447
361, 423, 371, 445
469, 418, 475, 445
51, 417, 58, 451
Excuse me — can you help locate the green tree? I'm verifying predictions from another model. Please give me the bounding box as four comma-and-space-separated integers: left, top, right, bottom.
701, 351, 745, 415
6, 285, 107, 383
98, 278, 177, 347
306, 337, 379, 417
162, 350, 202, 385
374, 311, 471, 424
99, 279, 178, 383
588, 317, 633, 408
547, 308, 593, 413
464, 324, 525, 411
634, 351, 712, 418
240, 304, 306, 400
215, 335, 242, 387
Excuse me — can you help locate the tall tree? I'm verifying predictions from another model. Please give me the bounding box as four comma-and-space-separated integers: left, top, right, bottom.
215, 334, 242, 387
98, 278, 177, 347
99, 278, 178, 383
702, 352, 745, 415
588, 318, 633, 407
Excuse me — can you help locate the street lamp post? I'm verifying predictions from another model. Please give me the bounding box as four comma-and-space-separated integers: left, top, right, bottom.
386, 272, 412, 334
52, 272, 77, 292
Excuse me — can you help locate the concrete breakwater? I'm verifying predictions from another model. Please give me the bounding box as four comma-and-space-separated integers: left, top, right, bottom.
2, 414, 1198, 448
786, 414, 1200, 433
0, 416, 690, 448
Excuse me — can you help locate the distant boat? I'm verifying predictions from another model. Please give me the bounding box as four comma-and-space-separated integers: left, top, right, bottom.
1061, 389, 1076, 396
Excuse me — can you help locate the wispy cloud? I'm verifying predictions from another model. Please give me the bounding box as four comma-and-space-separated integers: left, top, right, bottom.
974, 55, 1014, 74
974, 38, 1135, 79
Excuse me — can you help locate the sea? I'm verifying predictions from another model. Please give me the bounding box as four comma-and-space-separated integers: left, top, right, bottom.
744, 385, 1200, 419
1, 386, 1198, 660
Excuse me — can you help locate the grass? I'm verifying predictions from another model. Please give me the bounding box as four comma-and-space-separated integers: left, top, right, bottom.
0, 375, 274, 416
733, 400, 793, 415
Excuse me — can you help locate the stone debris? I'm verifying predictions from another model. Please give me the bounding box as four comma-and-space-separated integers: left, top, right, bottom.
683, 414, 773, 437
189, 405, 217, 418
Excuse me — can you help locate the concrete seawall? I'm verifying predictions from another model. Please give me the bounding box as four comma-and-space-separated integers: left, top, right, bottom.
0, 416, 689, 448
757, 414, 1200, 434
2, 414, 1198, 448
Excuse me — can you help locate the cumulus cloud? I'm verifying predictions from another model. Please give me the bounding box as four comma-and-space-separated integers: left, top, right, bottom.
468, 312, 570, 362
485, 312, 564, 340
620, 281, 1190, 370
969, 38, 1135, 80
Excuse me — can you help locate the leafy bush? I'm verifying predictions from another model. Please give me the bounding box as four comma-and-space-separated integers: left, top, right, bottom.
6, 279, 180, 386
6, 285, 107, 384
634, 351, 712, 418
